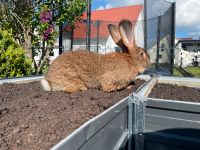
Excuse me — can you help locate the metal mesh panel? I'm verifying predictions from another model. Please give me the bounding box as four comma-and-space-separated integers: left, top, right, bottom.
41, 0, 200, 79
173, 41, 200, 78
65, 0, 177, 76
72, 20, 87, 50
146, 0, 172, 19
72, 20, 116, 53
89, 20, 115, 53
145, 0, 175, 75
72, 20, 145, 54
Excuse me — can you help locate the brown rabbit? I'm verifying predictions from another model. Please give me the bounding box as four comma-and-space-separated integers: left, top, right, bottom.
41, 19, 150, 93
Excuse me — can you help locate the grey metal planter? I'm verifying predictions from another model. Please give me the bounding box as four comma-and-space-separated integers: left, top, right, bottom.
0, 75, 43, 85
143, 76, 200, 150
51, 76, 153, 150
52, 93, 130, 150
1, 75, 199, 150
0, 75, 151, 150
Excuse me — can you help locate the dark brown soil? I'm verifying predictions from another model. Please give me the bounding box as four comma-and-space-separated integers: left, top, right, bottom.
149, 83, 200, 102
0, 79, 145, 150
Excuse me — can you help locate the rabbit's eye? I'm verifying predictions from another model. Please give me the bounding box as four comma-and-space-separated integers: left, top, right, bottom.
140, 52, 144, 56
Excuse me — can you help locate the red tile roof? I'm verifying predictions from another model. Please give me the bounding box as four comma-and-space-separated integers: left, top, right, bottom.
67, 5, 143, 39
82, 5, 143, 22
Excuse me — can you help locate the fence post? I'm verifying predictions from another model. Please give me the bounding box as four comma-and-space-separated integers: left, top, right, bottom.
133, 94, 145, 150
86, 0, 91, 51
96, 20, 100, 53
70, 25, 74, 51
144, 0, 147, 51
156, 15, 161, 70
128, 95, 134, 150
59, 24, 63, 54
170, 2, 176, 75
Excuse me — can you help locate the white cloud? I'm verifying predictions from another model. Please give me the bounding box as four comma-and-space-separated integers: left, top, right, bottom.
188, 31, 200, 36
96, 0, 142, 10
96, 4, 112, 10
175, 0, 200, 38
95, 0, 200, 38
176, 0, 200, 27
96, 6, 105, 10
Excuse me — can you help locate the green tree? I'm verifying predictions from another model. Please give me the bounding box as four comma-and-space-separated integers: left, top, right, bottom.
0, 29, 32, 78
0, 0, 34, 58
0, 0, 87, 74
32, 0, 87, 74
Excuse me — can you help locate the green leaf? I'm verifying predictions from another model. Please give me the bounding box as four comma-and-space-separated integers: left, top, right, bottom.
0, 29, 32, 78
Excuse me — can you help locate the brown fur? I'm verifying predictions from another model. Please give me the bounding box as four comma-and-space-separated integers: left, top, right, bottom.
42, 20, 150, 93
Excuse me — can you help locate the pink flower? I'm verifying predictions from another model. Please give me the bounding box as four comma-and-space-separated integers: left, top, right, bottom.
39, 10, 52, 23
42, 25, 54, 41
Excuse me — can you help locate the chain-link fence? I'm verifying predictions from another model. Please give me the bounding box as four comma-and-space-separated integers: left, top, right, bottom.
68, 20, 144, 54
1, 0, 199, 79
144, 0, 175, 75
62, 0, 178, 76
144, 0, 199, 78
173, 40, 200, 78
3, 0, 197, 78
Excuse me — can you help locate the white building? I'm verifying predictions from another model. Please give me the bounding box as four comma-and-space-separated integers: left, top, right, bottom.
35, 5, 145, 64
63, 5, 144, 54
174, 38, 200, 67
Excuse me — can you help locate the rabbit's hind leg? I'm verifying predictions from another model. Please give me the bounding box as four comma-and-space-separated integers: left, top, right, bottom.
98, 72, 130, 92
101, 83, 117, 92
100, 79, 129, 92
63, 78, 87, 93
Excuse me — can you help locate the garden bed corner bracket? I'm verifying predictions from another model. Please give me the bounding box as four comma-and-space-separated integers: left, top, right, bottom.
132, 94, 146, 150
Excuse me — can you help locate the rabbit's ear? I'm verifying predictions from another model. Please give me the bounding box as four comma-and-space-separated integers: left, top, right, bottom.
108, 24, 129, 53
119, 20, 136, 51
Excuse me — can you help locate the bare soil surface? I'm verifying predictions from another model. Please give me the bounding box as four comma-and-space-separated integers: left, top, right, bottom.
149, 83, 200, 102
0, 79, 145, 150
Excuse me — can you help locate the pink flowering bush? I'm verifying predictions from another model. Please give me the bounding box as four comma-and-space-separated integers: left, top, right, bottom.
31, 0, 87, 74
39, 10, 52, 23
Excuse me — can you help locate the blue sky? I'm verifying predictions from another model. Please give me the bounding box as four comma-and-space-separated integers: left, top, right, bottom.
92, 0, 106, 10
91, 0, 200, 39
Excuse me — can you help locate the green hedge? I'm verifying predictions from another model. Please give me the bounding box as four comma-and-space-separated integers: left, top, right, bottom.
0, 29, 32, 78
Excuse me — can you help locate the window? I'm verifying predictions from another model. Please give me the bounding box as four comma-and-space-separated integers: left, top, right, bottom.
160, 44, 165, 52
182, 42, 200, 52
181, 43, 193, 51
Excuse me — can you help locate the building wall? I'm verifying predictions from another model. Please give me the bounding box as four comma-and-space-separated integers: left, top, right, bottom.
148, 35, 171, 65
62, 11, 145, 55
103, 12, 145, 54
174, 43, 200, 67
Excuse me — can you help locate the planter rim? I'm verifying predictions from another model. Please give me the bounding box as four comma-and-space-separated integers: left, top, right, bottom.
51, 94, 130, 150
138, 76, 200, 104
52, 77, 151, 150
157, 76, 200, 88
0, 75, 44, 85
147, 97, 200, 106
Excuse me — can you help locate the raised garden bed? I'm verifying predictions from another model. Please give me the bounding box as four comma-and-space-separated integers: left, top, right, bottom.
1, 76, 200, 150
144, 76, 200, 150
0, 78, 145, 150
149, 83, 200, 102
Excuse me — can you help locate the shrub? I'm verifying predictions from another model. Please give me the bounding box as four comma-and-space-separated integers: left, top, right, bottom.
0, 29, 32, 78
